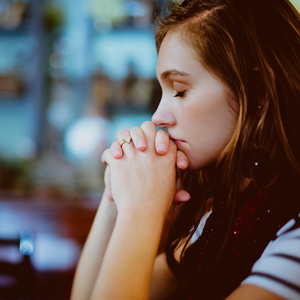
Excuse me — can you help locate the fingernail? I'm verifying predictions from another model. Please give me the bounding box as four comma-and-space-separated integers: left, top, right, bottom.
178, 159, 188, 169
158, 144, 167, 152
137, 140, 146, 149
113, 149, 121, 157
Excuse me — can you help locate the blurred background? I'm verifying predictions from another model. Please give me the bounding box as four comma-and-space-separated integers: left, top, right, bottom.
0, 0, 299, 299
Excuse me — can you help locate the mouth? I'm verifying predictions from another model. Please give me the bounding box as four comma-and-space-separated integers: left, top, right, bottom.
174, 140, 186, 146
169, 135, 187, 146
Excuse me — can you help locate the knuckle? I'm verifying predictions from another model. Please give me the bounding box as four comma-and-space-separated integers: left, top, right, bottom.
170, 142, 177, 152
130, 127, 142, 136
116, 129, 129, 139
111, 141, 119, 149
143, 120, 153, 126
141, 121, 156, 130
157, 130, 169, 140
169, 139, 176, 148
177, 149, 183, 157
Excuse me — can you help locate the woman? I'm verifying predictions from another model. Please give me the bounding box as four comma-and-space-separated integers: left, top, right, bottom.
71, 0, 300, 299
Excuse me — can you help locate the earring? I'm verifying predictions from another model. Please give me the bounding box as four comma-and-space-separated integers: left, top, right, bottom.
242, 144, 271, 182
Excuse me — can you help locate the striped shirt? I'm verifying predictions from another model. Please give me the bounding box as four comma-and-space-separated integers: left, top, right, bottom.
242, 214, 300, 300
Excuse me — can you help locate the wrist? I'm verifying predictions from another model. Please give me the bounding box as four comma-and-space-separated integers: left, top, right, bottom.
117, 201, 167, 229
116, 191, 174, 222
114, 206, 166, 260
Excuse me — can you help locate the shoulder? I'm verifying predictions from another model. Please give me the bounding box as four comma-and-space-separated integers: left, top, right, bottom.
242, 214, 300, 300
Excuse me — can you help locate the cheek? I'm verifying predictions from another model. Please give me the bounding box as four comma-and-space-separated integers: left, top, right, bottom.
182, 93, 237, 168
182, 93, 227, 130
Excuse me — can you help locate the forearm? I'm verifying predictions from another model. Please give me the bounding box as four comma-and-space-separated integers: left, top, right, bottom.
71, 192, 117, 300
91, 205, 166, 300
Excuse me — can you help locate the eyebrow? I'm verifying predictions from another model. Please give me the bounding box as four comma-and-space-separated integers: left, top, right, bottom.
160, 69, 191, 80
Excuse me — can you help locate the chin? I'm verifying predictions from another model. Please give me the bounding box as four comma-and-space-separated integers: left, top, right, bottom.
186, 158, 213, 171
186, 162, 200, 171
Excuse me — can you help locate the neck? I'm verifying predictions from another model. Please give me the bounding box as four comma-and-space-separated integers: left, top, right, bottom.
204, 164, 252, 198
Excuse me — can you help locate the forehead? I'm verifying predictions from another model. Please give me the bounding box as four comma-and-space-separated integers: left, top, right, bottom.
156, 30, 201, 79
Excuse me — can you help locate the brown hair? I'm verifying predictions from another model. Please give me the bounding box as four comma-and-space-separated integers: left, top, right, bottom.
155, 0, 300, 283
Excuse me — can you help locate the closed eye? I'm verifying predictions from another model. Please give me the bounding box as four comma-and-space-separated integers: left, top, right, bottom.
174, 91, 186, 98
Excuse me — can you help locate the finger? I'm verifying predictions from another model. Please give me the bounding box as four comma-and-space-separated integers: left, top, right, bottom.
116, 128, 130, 146
173, 189, 191, 204
177, 150, 189, 170
169, 139, 179, 157
110, 141, 123, 159
130, 127, 147, 151
140, 121, 156, 150
155, 130, 169, 155
116, 128, 132, 152
101, 148, 113, 165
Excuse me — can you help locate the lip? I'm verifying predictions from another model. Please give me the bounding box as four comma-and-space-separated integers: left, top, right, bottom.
174, 140, 186, 147
169, 135, 187, 146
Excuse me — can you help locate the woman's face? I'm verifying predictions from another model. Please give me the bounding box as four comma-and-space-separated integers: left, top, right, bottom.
152, 30, 238, 170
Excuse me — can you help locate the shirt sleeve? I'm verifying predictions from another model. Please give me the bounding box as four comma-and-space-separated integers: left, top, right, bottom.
242, 224, 300, 300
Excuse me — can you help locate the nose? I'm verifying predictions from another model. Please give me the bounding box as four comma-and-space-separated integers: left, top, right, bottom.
151, 98, 176, 128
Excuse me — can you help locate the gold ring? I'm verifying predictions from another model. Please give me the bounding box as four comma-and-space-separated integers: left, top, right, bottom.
120, 136, 132, 147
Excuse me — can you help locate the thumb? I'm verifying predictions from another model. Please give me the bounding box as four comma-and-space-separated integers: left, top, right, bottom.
177, 150, 189, 170
173, 189, 191, 204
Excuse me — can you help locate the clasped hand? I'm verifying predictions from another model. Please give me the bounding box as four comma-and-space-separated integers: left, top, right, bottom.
102, 121, 191, 216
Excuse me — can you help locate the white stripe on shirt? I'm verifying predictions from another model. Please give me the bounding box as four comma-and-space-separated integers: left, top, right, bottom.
242, 219, 300, 300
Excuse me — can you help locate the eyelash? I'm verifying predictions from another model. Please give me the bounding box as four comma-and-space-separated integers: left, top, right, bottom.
174, 91, 186, 98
